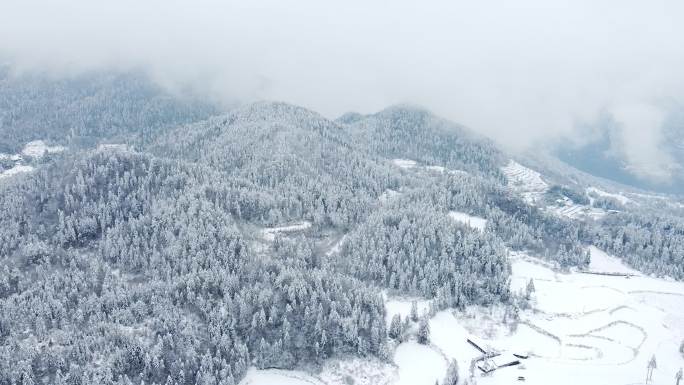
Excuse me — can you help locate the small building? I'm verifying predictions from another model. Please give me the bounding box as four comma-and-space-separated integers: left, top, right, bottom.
476, 353, 521, 373
491, 353, 521, 368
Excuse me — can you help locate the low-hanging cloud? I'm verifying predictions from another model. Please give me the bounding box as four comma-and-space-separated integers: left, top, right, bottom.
1, 0, 683, 181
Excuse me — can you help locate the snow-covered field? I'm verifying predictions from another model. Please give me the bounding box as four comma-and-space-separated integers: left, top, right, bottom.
394, 342, 446, 385
21, 140, 65, 158
391, 159, 467, 176
448, 211, 487, 231
392, 159, 418, 169
587, 187, 633, 205
501, 250, 684, 385
0, 153, 22, 161
239, 248, 684, 385
1, 140, 68, 181
0, 164, 34, 179
240, 358, 397, 385
97, 143, 130, 152
261, 222, 312, 241
379, 189, 401, 204
384, 296, 430, 327
240, 368, 324, 385
501, 160, 548, 204
425, 165, 468, 176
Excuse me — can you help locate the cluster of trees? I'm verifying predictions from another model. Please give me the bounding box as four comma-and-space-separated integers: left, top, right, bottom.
149, 102, 404, 230
545, 185, 590, 205
590, 196, 625, 211
396, 173, 592, 268
594, 211, 684, 279
342, 105, 506, 180
0, 150, 387, 385
1, 82, 682, 385
338, 204, 511, 309
0, 68, 216, 153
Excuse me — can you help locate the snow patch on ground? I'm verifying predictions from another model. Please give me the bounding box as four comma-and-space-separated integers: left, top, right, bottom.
0, 164, 34, 179
241, 358, 397, 385
391, 159, 417, 169
239, 368, 324, 385
325, 234, 347, 257
379, 189, 401, 204
391, 159, 467, 176
261, 222, 312, 241
393, 342, 447, 385
21, 140, 65, 158
318, 358, 396, 385
384, 296, 430, 327
588, 246, 641, 276
425, 165, 446, 173
97, 143, 130, 151
0, 153, 22, 161
425, 165, 468, 176
587, 187, 632, 205
448, 211, 487, 231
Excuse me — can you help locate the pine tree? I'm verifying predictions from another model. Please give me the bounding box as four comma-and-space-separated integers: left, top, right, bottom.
389, 314, 402, 340
417, 316, 430, 345
525, 278, 535, 300
443, 359, 459, 385
410, 301, 419, 322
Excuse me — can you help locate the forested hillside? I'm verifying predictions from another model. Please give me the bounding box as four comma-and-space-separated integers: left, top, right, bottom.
0, 68, 217, 152
1, 78, 683, 385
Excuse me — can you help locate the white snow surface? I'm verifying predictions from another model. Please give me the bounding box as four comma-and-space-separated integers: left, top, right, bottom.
325, 234, 347, 257
240, 248, 684, 385
384, 296, 430, 327
261, 222, 312, 241
97, 143, 129, 151
391, 159, 417, 169
0, 164, 34, 179
21, 140, 65, 158
0, 153, 22, 161
393, 342, 447, 385
239, 368, 324, 385
425, 165, 468, 175
378, 189, 401, 204
240, 358, 397, 385
500, 251, 684, 385
448, 211, 487, 231
588, 246, 641, 276
391, 159, 467, 176
587, 187, 633, 205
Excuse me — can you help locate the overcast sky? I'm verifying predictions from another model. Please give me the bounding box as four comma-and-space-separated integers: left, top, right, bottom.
1, 0, 683, 181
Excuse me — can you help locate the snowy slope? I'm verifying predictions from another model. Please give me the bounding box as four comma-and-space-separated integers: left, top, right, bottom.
587, 187, 633, 205
261, 222, 312, 241
501, 160, 548, 204
0, 164, 34, 179
243, 248, 684, 385
448, 211, 487, 231
21, 140, 65, 158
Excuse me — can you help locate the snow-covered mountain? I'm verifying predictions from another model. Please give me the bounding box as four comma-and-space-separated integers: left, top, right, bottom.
1, 75, 683, 385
